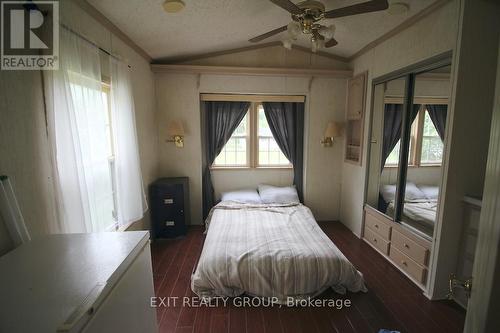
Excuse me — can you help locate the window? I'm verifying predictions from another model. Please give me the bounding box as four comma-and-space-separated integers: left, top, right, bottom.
213, 112, 249, 167
212, 102, 292, 168
385, 140, 401, 165
257, 105, 290, 166
420, 111, 443, 164
385, 106, 444, 167
68, 78, 118, 231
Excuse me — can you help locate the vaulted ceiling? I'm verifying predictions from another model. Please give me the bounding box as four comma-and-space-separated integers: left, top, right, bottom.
87, 0, 437, 62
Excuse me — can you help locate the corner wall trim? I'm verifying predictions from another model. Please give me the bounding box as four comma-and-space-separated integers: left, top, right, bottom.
151, 64, 353, 78
73, 0, 152, 63
153, 42, 350, 65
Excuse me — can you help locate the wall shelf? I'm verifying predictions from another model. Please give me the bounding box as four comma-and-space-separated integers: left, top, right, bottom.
345, 72, 367, 165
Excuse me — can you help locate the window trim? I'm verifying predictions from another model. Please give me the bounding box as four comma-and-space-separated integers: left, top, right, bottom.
101, 82, 119, 230
210, 100, 294, 170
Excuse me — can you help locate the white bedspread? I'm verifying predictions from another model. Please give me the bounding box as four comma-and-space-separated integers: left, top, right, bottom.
386, 199, 437, 229
191, 201, 367, 302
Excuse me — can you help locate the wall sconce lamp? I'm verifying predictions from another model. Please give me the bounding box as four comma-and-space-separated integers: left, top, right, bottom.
321, 121, 343, 147
167, 120, 185, 148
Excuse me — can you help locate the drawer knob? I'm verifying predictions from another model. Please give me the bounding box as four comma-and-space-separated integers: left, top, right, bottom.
404, 243, 410, 249
373, 238, 377, 243
401, 261, 407, 266
374, 224, 379, 228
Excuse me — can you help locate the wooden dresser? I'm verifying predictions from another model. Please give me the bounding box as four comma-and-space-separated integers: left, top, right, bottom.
363, 206, 432, 289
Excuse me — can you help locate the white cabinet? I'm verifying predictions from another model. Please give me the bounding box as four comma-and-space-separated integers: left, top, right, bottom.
81, 245, 157, 333
345, 72, 367, 164
347, 72, 366, 120
0, 232, 157, 333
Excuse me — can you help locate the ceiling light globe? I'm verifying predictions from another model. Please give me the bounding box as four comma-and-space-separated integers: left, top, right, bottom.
319, 24, 335, 39
311, 40, 318, 53
282, 39, 293, 50
287, 22, 301, 39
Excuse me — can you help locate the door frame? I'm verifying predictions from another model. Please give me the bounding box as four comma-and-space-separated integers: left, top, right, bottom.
463, 36, 500, 332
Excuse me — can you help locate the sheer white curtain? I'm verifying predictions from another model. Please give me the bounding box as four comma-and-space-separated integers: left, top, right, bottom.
109, 58, 147, 227
46, 28, 146, 233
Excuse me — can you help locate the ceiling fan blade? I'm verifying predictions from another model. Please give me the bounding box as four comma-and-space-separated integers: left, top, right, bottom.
269, 0, 303, 15
249, 25, 288, 43
324, 37, 338, 48
324, 0, 388, 19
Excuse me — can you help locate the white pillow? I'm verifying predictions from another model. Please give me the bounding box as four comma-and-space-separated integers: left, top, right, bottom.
380, 183, 426, 203
405, 182, 427, 201
418, 185, 440, 200
221, 189, 262, 204
258, 184, 300, 204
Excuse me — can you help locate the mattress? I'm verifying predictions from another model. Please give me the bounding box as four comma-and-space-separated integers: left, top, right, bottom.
191, 201, 367, 303
386, 199, 437, 230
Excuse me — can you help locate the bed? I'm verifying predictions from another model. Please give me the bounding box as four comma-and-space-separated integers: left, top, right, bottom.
380, 183, 439, 236
191, 201, 367, 303
386, 199, 437, 234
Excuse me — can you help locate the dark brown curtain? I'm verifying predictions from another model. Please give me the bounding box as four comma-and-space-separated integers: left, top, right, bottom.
426, 104, 448, 141
381, 104, 420, 170
201, 101, 250, 219
262, 102, 305, 201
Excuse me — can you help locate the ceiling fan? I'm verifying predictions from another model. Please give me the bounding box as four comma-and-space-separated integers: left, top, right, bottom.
249, 0, 389, 53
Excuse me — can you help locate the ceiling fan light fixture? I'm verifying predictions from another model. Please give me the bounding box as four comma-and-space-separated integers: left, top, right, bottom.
387, 2, 409, 15
163, 0, 185, 13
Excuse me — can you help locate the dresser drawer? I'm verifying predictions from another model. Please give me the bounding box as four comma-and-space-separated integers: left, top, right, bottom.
364, 227, 390, 255
392, 229, 429, 266
390, 246, 427, 284
365, 212, 391, 240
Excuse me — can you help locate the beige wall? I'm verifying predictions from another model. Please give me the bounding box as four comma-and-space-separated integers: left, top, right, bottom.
381, 167, 442, 186
340, 0, 460, 236
155, 72, 347, 224
0, 0, 158, 251
0, 215, 13, 256
0, 70, 57, 253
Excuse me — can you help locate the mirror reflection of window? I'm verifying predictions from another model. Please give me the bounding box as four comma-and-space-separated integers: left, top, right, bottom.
399, 66, 450, 237
366, 78, 406, 219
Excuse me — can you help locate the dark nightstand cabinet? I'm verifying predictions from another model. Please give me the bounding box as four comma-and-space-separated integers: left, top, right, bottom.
149, 177, 189, 239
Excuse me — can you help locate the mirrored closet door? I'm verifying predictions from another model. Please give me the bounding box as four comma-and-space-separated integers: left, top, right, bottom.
366, 65, 451, 239
363, 54, 452, 289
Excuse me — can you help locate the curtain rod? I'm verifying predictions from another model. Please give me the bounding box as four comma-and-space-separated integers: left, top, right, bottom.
60, 24, 131, 69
